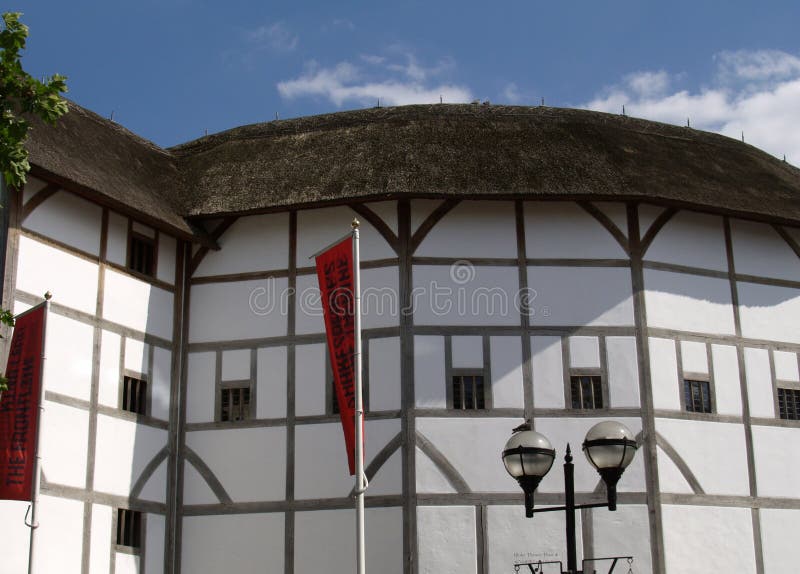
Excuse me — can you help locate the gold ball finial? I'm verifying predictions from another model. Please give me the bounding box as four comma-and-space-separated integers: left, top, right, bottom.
44, 291, 52, 301
351, 218, 360, 229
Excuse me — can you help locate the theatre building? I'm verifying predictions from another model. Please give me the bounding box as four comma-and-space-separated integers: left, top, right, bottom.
2, 102, 800, 573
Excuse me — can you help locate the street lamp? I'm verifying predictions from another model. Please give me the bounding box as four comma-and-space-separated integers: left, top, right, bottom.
502, 421, 638, 574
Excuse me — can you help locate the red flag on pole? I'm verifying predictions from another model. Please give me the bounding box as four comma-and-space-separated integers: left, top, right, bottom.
0, 303, 46, 501
315, 235, 361, 475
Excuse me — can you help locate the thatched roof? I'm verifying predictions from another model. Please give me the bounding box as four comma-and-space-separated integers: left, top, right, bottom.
26, 101, 800, 239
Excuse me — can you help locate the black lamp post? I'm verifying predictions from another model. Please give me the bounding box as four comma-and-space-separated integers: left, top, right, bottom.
502, 421, 638, 574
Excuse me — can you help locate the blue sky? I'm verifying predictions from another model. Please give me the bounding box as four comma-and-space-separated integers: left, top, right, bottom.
11, 1, 800, 163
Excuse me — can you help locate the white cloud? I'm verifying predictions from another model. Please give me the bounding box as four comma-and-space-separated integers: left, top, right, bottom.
582, 50, 800, 164
246, 22, 298, 52
502, 82, 523, 104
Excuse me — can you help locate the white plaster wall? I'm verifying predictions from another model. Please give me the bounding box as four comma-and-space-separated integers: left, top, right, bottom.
295, 507, 402, 574
525, 201, 627, 259
527, 267, 634, 326
44, 311, 94, 400
257, 346, 287, 418
645, 211, 728, 271
416, 201, 517, 258
738, 281, 800, 344
103, 269, 174, 341
40, 401, 89, 488
182, 462, 219, 505
661, 505, 756, 574
189, 277, 288, 343
638, 204, 667, 237
145, 513, 166, 574
17, 235, 98, 314
531, 336, 564, 409
151, 346, 172, 421
182, 513, 285, 574
415, 336, 446, 408
125, 337, 149, 375
89, 504, 112, 574
655, 418, 750, 495
711, 344, 743, 416
186, 427, 286, 502
221, 348, 250, 380
369, 336, 401, 411
411, 199, 445, 234
644, 269, 736, 335
606, 336, 641, 408
194, 213, 289, 277
297, 205, 395, 263
186, 352, 215, 423
369, 449, 403, 496
138, 458, 167, 503
760, 509, 800, 574
0, 501, 32, 572
569, 336, 600, 368
295, 419, 401, 499
93, 415, 167, 496
744, 347, 775, 418
418, 506, 477, 574
295, 342, 326, 416
490, 336, 525, 408
21, 176, 47, 203
156, 233, 176, 285
98, 330, 121, 409
593, 201, 628, 237
452, 335, 483, 368
415, 417, 526, 492
115, 553, 140, 574
680, 340, 708, 374
416, 446, 458, 494
752, 425, 800, 498
656, 445, 695, 494
33, 495, 85, 574
774, 350, 799, 381
732, 219, 800, 281
132, 221, 155, 238
106, 211, 128, 266
24, 190, 103, 255
590, 504, 652, 574
366, 200, 398, 234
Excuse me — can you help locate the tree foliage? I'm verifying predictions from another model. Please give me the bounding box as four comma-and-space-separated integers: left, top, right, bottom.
1, 11, 68, 189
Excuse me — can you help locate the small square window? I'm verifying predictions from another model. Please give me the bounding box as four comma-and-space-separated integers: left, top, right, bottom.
778, 387, 800, 420
684, 379, 712, 413
116, 509, 141, 549
452, 374, 485, 410
570, 375, 604, 409
221, 386, 251, 422
128, 233, 155, 277
122, 376, 147, 416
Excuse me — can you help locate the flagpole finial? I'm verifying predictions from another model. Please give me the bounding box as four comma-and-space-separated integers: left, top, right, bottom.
351, 218, 360, 229
44, 291, 52, 301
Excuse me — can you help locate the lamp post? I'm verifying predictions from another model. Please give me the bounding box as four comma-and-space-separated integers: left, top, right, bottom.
502, 421, 638, 574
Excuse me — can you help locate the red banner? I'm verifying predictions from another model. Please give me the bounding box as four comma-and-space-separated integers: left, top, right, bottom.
0, 303, 46, 501
315, 235, 361, 475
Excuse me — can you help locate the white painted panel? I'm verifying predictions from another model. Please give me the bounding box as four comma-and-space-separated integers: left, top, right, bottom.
414, 265, 520, 326
17, 235, 98, 314
760, 509, 800, 574
645, 211, 728, 271
531, 336, 564, 409
44, 312, 94, 400
139, 460, 168, 505
712, 344, 743, 416
744, 347, 775, 418
94, 415, 167, 496
22, 176, 47, 203
369, 337, 401, 411
415, 336, 446, 408
410, 199, 444, 234
221, 348, 250, 381
132, 221, 155, 238
295, 343, 326, 416
732, 219, 800, 281
40, 401, 89, 488
294, 272, 324, 335
606, 336, 640, 408
656, 445, 695, 494
568, 336, 600, 368
145, 514, 166, 574
106, 211, 128, 266
295, 419, 401, 499
365, 200, 398, 234
125, 337, 149, 374
115, 553, 140, 574
416, 417, 524, 492
295, 508, 402, 574
655, 418, 750, 495
89, 504, 112, 574
297, 205, 394, 264
256, 346, 287, 419
638, 204, 667, 236
183, 460, 219, 505
186, 427, 286, 502
98, 330, 121, 408
189, 277, 288, 343
416, 446, 457, 494
182, 514, 284, 574
752, 425, 800, 497
680, 340, 708, 374
104, 269, 174, 340
649, 337, 681, 411
591, 505, 652, 574
739, 281, 800, 344
186, 352, 215, 423
0, 501, 31, 572
774, 350, 799, 382
13, 299, 31, 314
525, 201, 627, 258
452, 335, 483, 368
195, 213, 289, 277
24, 190, 103, 255
417, 506, 476, 574
34, 496, 85, 573
528, 267, 634, 326
490, 336, 524, 408
156, 233, 176, 284
151, 347, 172, 421
592, 202, 628, 237
662, 505, 755, 574
644, 269, 736, 335
416, 201, 517, 258
366, 449, 402, 496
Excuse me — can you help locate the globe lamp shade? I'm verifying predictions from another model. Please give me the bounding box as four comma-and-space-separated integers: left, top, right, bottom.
502, 425, 555, 517
581, 421, 638, 510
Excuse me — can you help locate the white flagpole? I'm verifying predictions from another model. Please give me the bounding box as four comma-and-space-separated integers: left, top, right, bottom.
352, 219, 367, 574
